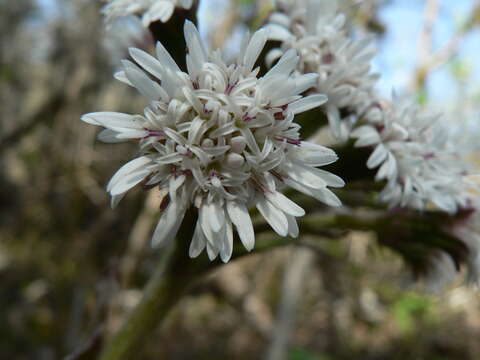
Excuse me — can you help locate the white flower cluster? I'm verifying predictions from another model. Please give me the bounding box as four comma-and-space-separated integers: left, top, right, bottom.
81, 21, 344, 262
268, 0, 479, 216
351, 96, 478, 214
102, 0, 193, 27
265, 0, 379, 140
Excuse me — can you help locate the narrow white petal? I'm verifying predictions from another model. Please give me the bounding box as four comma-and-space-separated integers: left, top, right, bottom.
110, 193, 126, 209
206, 240, 219, 260
286, 214, 299, 238
226, 201, 255, 251
110, 168, 151, 196
129, 47, 164, 80
189, 221, 207, 258
288, 94, 327, 114
285, 179, 342, 207
220, 221, 234, 263
152, 201, 186, 247
265, 49, 298, 78
180, 0, 193, 8
114, 71, 133, 86
294, 73, 318, 94
284, 162, 327, 189
155, 41, 181, 73
240, 128, 261, 154
124, 63, 164, 101
266, 191, 305, 217
97, 129, 125, 143
81, 112, 139, 128
184, 20, 207, 74
244, 28, 268, 71
256, 197, 288, 237
107, 156, 153, 192
264, 23, 293, 41
367, 144, 388, 169
143, 1, 174, 24
265, 48, 284, 67
206, 201, 225, 233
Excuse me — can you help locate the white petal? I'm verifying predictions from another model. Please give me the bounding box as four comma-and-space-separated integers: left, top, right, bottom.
294, 73, 318, 94
284, 162, 327, 189
152, 201, 186, 247
129, 47, 164, 80
143, 1, 174, 25
367, 144, 388, 169
107, 156, 153, 192
266, 48, 284, 67
189, 221, 206, 258
227, 201, 255, 251
288, 94, 327, 114
180, 0, 193, 8
81, 112, 139, 128
265, 49, 298, 78
155, 41, 181, 73
109, 168, 151, 196
264, 23, 292, 41
184, 20, 207, 75
97, 129, 126, 143
285, 179, 342, 207
206, 201, 225, 233
256, 197, 288, 237
111, 193, 126, 209
266, 191, 305, 217
244, 28, 268, 71
124, 62, 164, 101
240, 128, 260, 154
220, 221, 234, 263
286, 214, 299, 238
114, 71, 133, 86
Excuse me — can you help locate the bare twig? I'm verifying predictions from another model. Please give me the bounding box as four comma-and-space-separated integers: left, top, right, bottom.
265, 248, 314, 360
412, 0, 480, 90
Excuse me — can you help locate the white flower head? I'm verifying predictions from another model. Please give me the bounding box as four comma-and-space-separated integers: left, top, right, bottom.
102, 0, 194, 27
351, 95, 479, 214
266, 0, 379, 140
81, 21, 344, 262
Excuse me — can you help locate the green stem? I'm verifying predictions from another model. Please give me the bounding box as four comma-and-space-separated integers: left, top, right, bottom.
98, 210, 210, 360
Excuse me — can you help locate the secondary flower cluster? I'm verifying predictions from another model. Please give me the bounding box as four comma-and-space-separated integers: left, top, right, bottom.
267, 0, 479, 215
351, 96, 478, 214
265, 0, 379, 140
82, 21, 343, 262
102, 0, 193, 27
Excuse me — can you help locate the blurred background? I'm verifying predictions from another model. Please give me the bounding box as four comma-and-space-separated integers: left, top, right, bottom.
1, 0, 480, 359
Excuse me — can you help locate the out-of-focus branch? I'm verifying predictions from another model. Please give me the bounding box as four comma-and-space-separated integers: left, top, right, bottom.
265, 248, 314, 360
412, 0, 480, 91
417, 0, 439, 69
118, 191, 161, 288
209, 1, 238, 49
0, 92, 65, 153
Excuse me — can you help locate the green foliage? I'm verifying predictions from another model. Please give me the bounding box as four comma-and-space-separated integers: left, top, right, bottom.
392, 292, 434, 333
289, 347, 331, 360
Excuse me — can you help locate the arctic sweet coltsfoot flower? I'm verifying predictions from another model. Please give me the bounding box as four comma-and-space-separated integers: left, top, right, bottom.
102, 0, 193, 27
81, 21, 344, 262
265, 0, 379, 140
351, 95, 478, 214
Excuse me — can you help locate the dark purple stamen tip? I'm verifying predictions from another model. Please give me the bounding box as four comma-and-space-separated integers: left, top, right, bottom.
275, 136, 301, 145
144, 129, 164, 138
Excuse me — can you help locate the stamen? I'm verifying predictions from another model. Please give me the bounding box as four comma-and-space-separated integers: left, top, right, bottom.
144, 129, 165, 138
225, 81, 237, 95
275, 135, 301, 145
270, 170, 285, 182
242, 113, 254, 122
